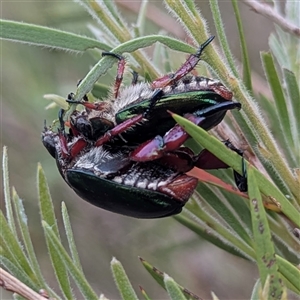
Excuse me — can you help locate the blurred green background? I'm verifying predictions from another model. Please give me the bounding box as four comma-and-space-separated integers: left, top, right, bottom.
1, 1, 275, 299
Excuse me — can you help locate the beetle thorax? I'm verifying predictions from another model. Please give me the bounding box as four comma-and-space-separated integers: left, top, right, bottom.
112, 82, 154, 114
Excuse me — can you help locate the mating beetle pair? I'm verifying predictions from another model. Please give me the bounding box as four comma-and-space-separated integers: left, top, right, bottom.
42, 36, 246, 218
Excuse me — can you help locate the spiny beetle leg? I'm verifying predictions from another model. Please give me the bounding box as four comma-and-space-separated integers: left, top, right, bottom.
67, 95, 110, 112
95, 114, 144, 147
130, 113, 206, 162
57, 109, 88, 159
94, 89, 164, 146
151, 36, 215, 89
194, 140, 247, 192
102, 52, 126, 99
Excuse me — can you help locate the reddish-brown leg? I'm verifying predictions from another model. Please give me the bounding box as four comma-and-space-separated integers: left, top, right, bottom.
151, 36, 215, 89
95, 114, 144, 146
58, 109, 88, 159
94, 89, 164, 146
58, 130, 88, 159
130, 113, 206, 161
102, 52, 126, 98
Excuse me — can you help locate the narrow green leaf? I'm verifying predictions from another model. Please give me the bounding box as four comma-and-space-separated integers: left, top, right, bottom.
209, 0, 239, 77
2, 146, 17, 235
139, 286, 152, 300
172, 114, 300, 227
37, 164, 73, 299
91, 83, 110, 100
43, 94, 69, 110
195, 184, 252, 246
0, 19, 111, 52
257, 94, 291, 165
0, 211, 36, 283
11, 189, 46, 287
183, 196, 255, 259
139, 258, 167, 292
182, 0, 198, 17
0, 256, 37, 291
248, 166, 283, 299
261, 276, 271, 300
162, 46, 172, 73
101, 0, 126, 29
88, 0, 131, 43
261, 52, 294, 150
136, 0, 148, 37
217, 183, 253, 232
276, 255, 300, 293
42, 221, 99, 300
164, 0, 209, 45
283, 68, 300, 153
271, 225, 300, 265
164, 274, 186, 300
250, 279, 261, 300
61, 202, 83, 273
139, 257, 200, 300
175, 211, 250, 260
37, 164, 60, 237
231, 0, 252, 92
111, 257, 139, 300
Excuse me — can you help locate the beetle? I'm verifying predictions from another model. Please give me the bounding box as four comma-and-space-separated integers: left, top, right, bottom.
65, 36, 241, 149
42, 100, 246, 219
42, 126, 199, 218
42, 121, 245, 218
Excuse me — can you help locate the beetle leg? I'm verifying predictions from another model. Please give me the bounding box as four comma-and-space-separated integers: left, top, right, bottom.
144, 89, 164, 118
131, 71, 139, 85
130, 113, 205, 161
57, 109, 69, 158
151, 36, 215, 89
94, 89, 164, 146
57, 109, 88, 159
95, 114, 144, 146
130, 100, 240, 162
102, 52, 126, 98
66, 95, 110, 111
194, 140, 248, 192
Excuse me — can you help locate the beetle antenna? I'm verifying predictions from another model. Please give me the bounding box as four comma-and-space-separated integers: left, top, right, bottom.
58, 109, 66, 132
195, 36, 215, 58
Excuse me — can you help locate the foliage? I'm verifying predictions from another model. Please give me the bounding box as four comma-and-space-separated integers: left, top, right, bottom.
1, 0, 299, 299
